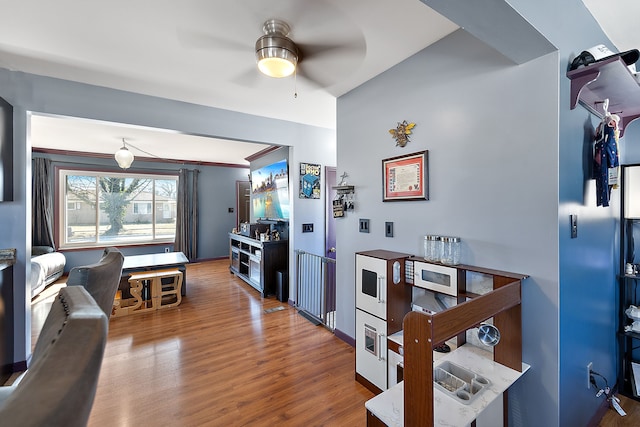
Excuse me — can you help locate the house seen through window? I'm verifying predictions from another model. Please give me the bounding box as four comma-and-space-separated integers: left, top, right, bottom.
58, 169, 178, 248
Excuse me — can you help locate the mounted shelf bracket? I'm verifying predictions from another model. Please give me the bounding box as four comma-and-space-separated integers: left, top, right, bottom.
567, 56, 640, 137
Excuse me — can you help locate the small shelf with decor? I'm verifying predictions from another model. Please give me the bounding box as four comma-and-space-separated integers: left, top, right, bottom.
567, 56, 640, 137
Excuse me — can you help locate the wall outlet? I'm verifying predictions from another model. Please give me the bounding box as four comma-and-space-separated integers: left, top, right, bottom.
165, 247, 170, 253
587, 362, 593, 389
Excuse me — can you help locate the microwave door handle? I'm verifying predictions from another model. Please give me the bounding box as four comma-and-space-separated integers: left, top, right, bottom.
378, 333, 386, 362
377, 276, 384, 304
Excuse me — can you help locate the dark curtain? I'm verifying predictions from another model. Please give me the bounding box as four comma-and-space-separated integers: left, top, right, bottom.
32, 157, 55, 248
174, 168, 199, 260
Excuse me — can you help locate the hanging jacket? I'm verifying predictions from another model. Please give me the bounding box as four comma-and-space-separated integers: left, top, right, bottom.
594, 119, 619, 207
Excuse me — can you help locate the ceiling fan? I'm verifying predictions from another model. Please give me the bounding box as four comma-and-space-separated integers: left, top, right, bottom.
176, 6, 366, 93
251, 17, 366, 92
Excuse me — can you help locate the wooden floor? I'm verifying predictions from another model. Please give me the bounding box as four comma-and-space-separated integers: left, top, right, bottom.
32, 259, 373, 426
32, 258, 640, 426
598, 394, 640, 426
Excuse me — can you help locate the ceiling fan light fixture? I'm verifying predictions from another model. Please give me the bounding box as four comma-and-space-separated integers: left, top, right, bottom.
255, 19, 298, 78
114, 139, 134, 169
257, 50, 297, 78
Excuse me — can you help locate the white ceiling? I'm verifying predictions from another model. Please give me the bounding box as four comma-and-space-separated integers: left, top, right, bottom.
0, 0, 458, 165
1, 1, 631, 165
582, 0, 640, 53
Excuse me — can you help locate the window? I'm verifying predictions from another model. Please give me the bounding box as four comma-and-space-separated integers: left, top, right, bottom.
133, 202, 152, 215
59, 169, 178, 248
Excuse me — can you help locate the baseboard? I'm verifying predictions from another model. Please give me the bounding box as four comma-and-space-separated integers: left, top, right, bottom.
334, 328, 355, 347
356, 372, 382, 395
191, 256, 228, 263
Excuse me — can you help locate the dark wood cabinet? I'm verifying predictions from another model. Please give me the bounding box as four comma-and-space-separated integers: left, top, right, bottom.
229, 233, 288, 297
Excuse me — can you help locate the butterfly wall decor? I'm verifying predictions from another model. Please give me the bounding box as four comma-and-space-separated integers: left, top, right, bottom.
389, 120, 416, 147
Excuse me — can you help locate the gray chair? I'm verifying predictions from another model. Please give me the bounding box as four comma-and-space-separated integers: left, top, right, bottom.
0, 286, 108, 427
66, 247, 124, 318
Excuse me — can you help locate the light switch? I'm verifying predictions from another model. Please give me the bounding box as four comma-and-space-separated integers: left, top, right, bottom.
385, 222, 393, 237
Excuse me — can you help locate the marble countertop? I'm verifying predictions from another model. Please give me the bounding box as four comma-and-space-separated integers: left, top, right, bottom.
365, 344, 530, 426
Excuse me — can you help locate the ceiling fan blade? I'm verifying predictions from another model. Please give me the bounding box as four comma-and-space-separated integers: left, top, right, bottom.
296, 41, 365, 61
176, 28, 252, 52
231, 66, 266, 88
295, 38, 366, 89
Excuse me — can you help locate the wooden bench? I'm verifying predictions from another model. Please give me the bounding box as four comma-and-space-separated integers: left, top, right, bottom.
112, 269, 183, 317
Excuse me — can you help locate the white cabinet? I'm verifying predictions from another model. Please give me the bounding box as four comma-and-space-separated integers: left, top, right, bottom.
356, 309, 388, 391
355, 250, 412, 393
356, 254, 388, 319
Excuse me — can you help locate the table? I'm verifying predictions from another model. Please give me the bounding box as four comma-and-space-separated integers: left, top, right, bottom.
120, 252, 189, 297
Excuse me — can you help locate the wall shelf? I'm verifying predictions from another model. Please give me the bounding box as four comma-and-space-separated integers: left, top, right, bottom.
333, 185, 355, 195
567, 56, 640, 137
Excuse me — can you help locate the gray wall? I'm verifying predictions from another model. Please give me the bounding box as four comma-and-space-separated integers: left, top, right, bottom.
336, 29, 558, 426
336, 0, 625, 424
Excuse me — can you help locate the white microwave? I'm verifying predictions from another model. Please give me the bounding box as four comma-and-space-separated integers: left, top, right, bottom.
412, 260, 458, 296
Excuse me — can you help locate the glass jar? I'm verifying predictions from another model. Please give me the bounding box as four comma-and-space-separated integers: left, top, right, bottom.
423, 235, 440, 261
440, 236, 461, 265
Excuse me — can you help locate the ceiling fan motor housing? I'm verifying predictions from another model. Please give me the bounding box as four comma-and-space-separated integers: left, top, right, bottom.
255, 19, 299, 78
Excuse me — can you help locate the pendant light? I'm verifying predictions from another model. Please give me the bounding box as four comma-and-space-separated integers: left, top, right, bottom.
114, 139, 134, 169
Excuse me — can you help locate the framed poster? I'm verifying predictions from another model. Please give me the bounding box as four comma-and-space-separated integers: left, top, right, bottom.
299, 162, 321, 199
382, 150, 428, 201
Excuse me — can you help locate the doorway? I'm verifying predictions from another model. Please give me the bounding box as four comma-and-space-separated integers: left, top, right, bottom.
236, 181, 250, 228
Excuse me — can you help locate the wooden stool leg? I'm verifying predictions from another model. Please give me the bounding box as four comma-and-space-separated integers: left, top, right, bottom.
158, 271, 183, 309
